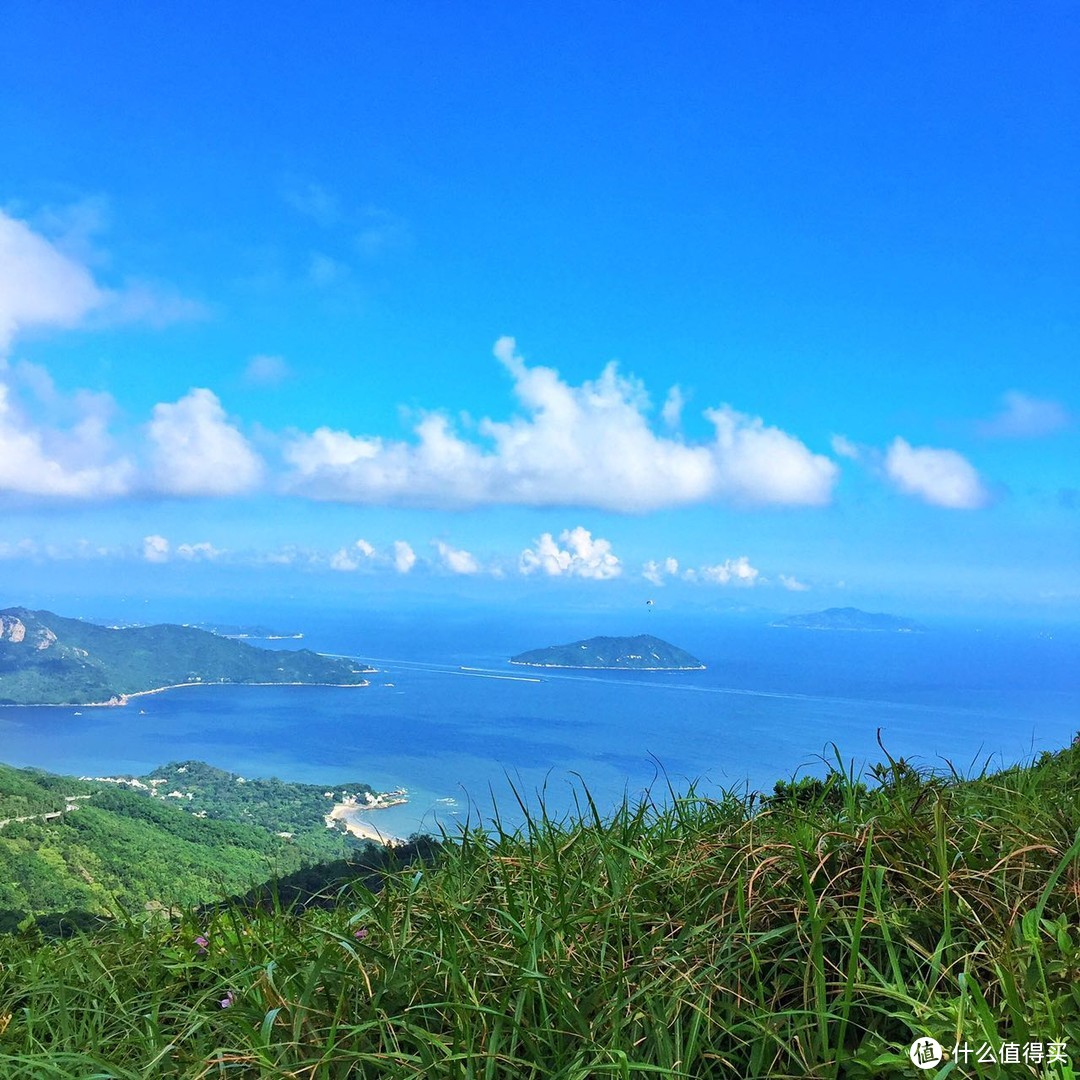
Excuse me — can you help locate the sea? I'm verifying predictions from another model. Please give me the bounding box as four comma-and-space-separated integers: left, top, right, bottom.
1, 606, 1077, 839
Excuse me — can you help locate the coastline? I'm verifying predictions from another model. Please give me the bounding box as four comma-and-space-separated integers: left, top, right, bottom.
324, 792, 410, 847
508, 661, 706, 671
0, 678, 371, 709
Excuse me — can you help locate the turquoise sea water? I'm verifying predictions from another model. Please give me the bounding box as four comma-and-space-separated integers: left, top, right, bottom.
1, 610, 1077, 838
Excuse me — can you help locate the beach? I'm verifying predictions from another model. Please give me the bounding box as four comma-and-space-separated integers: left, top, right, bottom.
324, 793, 409, 847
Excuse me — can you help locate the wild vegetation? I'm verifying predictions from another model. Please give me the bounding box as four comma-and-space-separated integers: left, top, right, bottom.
0, 740, 1076, 1077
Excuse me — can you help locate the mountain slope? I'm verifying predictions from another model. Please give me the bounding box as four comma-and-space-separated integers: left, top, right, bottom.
0, 607, 372, 705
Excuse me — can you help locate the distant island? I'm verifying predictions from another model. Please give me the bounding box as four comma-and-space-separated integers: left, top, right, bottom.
0, 607, 373, 706
510, 634, 705, 670
770, 607, 926, 633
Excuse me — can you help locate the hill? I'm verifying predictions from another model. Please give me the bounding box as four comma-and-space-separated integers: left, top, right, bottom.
0, 759, 390, 929
0, 739, 1076, 1075
510, 634, 704, 670
770, 606, 927, 632
0, 607, 372, 705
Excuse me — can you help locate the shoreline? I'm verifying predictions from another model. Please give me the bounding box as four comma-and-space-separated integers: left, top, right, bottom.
508, 661, 706, 671
0, 679, 371, 709
324, 799, 408, 847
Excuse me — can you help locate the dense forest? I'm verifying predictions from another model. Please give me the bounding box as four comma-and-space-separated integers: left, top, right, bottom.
0, 759, 389, 932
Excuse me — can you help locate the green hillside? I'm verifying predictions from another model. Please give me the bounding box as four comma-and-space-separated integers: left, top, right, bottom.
0, 740, 1076, 1077
0, 607, 372, 705
0, 760, 382, 930
510, 633, 705, 669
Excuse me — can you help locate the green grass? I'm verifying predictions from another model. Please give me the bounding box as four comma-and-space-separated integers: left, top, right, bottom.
0, 740, 1077, 1078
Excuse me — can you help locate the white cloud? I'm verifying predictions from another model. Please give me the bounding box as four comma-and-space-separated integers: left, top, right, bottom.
642, 560, 664, 586
884, 437, 989, 509
393, 540, 416, 574
143, 535, 170, 563
0, 378, 133, 498
0, 208, 203, 354
244, 354, 290, 386
329, 538, 377, 572
830, 434, 862, 460
779, 573, 810, 592
698, 556, 760, 587
642, 556, 680, 586
977, 390, 1071, 438
435, 540, 480, 575
661, 385, 685, 428
176, 541, 222, 561
0, 209, 107, 355
519, 526, 621, 580
283, 337, 837, 511
147, 389, 264, 496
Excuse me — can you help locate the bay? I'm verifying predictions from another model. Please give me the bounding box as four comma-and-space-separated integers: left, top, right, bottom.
1, 609, 1076, 838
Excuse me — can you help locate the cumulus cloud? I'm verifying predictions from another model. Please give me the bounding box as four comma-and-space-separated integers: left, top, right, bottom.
698, 556, 760, 587
884, 437, 989, 509
283, 338, 837, 511
0, 209, 107, 354
143, 535, 170, 563
329, 538, 377, 572
393, 540, 416, 574
244, 354, 291, 386
434, 540, 480, 575
0, 377, 133, 498
977, 391, 1071, 439
147, 389, 264, 496
519, 527, 621, 579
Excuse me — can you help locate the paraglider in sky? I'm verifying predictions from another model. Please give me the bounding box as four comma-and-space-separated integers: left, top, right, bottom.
646, 599, 654, 613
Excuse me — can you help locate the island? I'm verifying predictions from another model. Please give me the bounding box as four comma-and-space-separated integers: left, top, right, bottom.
770, 607, 927, 632
510, 634, 705, 670
0, 607, 373, 706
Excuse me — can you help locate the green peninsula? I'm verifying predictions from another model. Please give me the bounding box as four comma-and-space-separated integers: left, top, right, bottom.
770, 607, 926, 632
510, 634, 705, 670
0, 607, 373, 706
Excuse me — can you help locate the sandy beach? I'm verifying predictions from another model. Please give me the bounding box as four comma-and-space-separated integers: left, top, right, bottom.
324, 799, 407, 847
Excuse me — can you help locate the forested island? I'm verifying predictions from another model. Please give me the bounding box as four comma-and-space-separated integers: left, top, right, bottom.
770, 607, 926, 632
0, 607, 372, 706
510, 634, 704, 670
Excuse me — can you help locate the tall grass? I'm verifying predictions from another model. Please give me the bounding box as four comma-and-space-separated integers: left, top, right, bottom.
0, 742, 1077, 1078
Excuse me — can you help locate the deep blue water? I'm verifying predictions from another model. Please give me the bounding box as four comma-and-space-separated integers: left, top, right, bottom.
1, 609, 1077, 837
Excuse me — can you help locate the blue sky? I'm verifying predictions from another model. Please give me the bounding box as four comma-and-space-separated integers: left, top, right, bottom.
1, 2, 1077, 619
